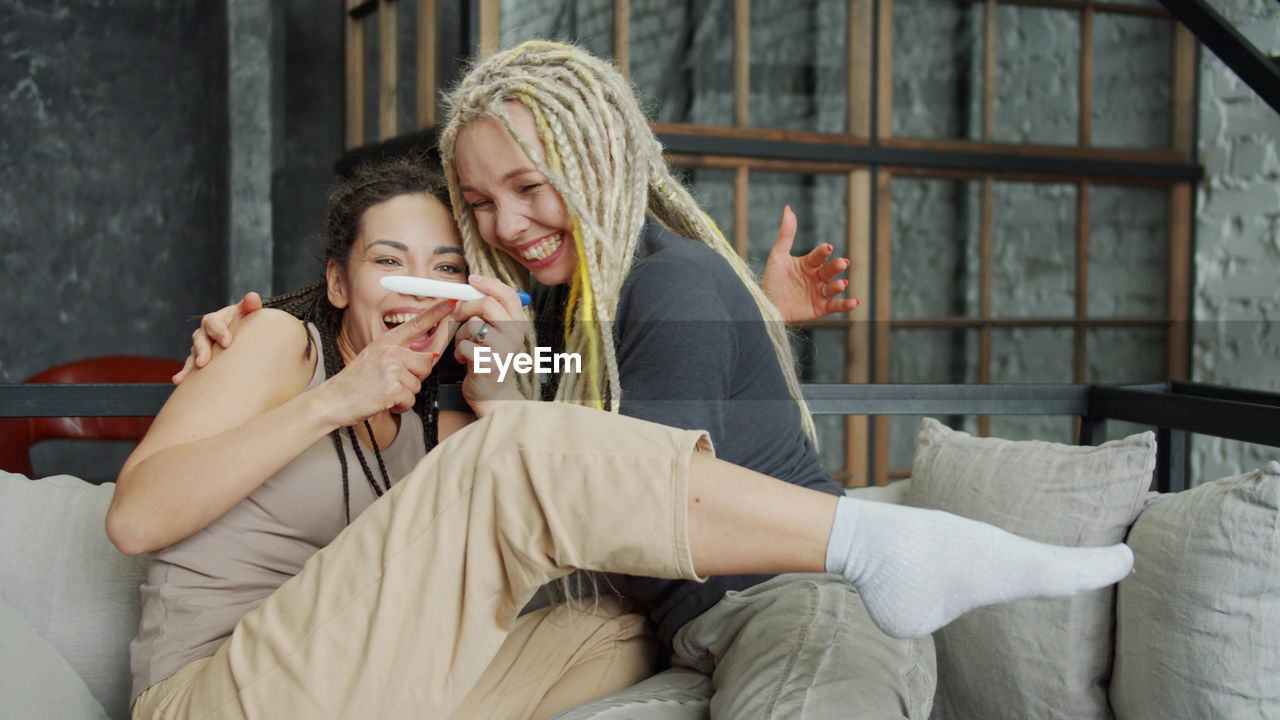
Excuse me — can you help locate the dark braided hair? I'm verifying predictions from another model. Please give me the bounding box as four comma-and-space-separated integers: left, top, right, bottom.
263, 154, 454, 523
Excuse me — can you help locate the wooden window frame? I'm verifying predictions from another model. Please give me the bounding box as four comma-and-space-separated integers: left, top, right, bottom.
341, 0, 1201, 487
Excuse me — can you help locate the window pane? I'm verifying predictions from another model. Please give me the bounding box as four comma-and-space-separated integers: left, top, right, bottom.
993, 6, 1080, 145
360, 13, 380, 145
991, 327, 1074, 383
630, 0, 734, 124
989, 326, 1075, 443
892, 0, 983, 139
1093, 0, 1163, 10
797, 328, 849, 473
888, 329, 981, 467
500, 0, 614, 60
747, 171, 848, 276
992, 181, 1077, 318
748, 0, 848, 132
890, 178, 981, 318
680, 167, 736, 245
1088, 185, 1168, 316
1092, 14, 1173, 149
1087, 327, 1165, 383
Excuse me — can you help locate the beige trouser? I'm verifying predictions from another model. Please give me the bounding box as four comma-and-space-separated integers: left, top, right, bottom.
133, 402, 708, 720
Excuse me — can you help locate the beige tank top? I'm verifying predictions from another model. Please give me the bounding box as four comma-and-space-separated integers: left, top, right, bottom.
130, 324, 427, 701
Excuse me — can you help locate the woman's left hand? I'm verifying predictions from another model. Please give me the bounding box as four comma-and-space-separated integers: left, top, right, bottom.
762, 206, 861, 323
452, 275, 530, 417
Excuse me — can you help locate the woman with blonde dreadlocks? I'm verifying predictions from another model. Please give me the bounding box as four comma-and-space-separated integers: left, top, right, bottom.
435, 40, 925, 718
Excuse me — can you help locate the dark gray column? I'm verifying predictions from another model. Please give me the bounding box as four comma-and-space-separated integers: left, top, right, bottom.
227, 0, 283, 301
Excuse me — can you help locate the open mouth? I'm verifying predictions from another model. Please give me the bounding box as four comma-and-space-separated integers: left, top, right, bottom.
518, 231, 564, 262
382, 312, 443, 342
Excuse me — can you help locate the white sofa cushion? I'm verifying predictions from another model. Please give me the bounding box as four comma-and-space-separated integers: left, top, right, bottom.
905, 418, 1155, 720
0, 595, 109, 719
1111, 461, 1280, 719
0, 472, 147, 720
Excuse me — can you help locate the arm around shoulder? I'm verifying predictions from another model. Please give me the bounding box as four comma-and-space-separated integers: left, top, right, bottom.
107, 309, 330, 555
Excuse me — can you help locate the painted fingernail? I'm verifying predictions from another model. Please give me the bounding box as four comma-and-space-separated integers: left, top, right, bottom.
432, 353, 441, 360
826, 244, 833, 252
853, 298, 862, 307
448, 299, 458, 307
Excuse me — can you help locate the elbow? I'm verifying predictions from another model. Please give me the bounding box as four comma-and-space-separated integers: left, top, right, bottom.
105, 505, 154, 557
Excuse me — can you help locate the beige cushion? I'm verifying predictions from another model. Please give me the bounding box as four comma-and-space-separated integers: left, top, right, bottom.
0, 596, 109, 719
1110, 461, 1280, 719
0, 472, 147, 720
905, 418, 1155, 720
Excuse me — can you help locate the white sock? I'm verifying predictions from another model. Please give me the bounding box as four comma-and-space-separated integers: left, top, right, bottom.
825, 496, 1134, 639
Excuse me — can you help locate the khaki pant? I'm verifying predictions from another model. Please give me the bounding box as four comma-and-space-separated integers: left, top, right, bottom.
550, 575, 936, 720
133, 402, 708, 720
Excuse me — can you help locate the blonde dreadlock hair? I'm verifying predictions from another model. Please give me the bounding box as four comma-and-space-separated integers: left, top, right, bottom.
439, 40, 817, 442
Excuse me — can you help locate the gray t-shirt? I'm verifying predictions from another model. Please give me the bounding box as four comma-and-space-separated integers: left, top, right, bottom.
535, 221, 844, 646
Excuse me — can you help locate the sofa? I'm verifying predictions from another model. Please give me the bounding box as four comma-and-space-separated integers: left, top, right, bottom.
1, 381, 1277, 719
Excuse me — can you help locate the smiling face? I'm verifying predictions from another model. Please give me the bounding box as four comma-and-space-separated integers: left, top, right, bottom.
327, 192, 465, 363
454, 103, 578, 286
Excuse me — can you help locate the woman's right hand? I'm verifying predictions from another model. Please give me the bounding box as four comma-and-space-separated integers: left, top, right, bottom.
319, 303, 454, 427
172, 292, 263, 385
451, 275, 530, 417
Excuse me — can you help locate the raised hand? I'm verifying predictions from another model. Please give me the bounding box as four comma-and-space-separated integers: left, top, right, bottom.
761, 206, 860, 323
451, 275, 530, 417
320, 302, 454, 428
172, 292, 264, 385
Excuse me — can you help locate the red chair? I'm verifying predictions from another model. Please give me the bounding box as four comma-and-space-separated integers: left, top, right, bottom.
0, 355, 182, 482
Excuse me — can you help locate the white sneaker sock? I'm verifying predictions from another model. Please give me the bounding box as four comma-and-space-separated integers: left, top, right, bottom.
825, 496, 1134, 639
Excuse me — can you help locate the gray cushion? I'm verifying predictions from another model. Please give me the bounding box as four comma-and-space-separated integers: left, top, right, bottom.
1110, 461, 1280, 719
0, 595, 109, 719
0, 472, 147, 720
905, 418, 1155, 720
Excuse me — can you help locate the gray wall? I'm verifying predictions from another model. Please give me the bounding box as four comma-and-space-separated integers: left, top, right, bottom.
1191, 0, 1280, 479
1, 0, 229, 382
0, 0, 344, 384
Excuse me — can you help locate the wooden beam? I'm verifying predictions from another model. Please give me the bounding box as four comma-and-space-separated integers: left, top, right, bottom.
846, 169, 873, 485
614, 0, 630, 78
1171, 22, 1197, 156
345, 10, 365, 149
983, 0, 996, 142
849, 0, 873, 138
1080, 4, 1094, 147
1074, 181, 1090, 383
955, 0, 1171, 18
873, 169, 893, 485
1167, 182, 1192, 380
417, 0, 436, 129
664, 152, 866, 175
378, 0, 398, 141
735, 0, 750, 128
978, 177, 994, 436
478, 0, 500, 57
733, 167, 749, 259
877, 0, 894, 140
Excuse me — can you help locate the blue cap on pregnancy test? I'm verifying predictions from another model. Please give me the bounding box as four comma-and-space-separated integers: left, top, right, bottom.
380, 276, 532, 306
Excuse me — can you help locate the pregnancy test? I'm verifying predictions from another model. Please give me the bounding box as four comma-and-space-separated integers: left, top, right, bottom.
380, 276, 532, 306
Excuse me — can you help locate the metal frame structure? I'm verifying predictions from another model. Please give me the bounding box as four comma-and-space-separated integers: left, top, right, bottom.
1156, 0, 1280, 117
3, 381, 1278, 493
